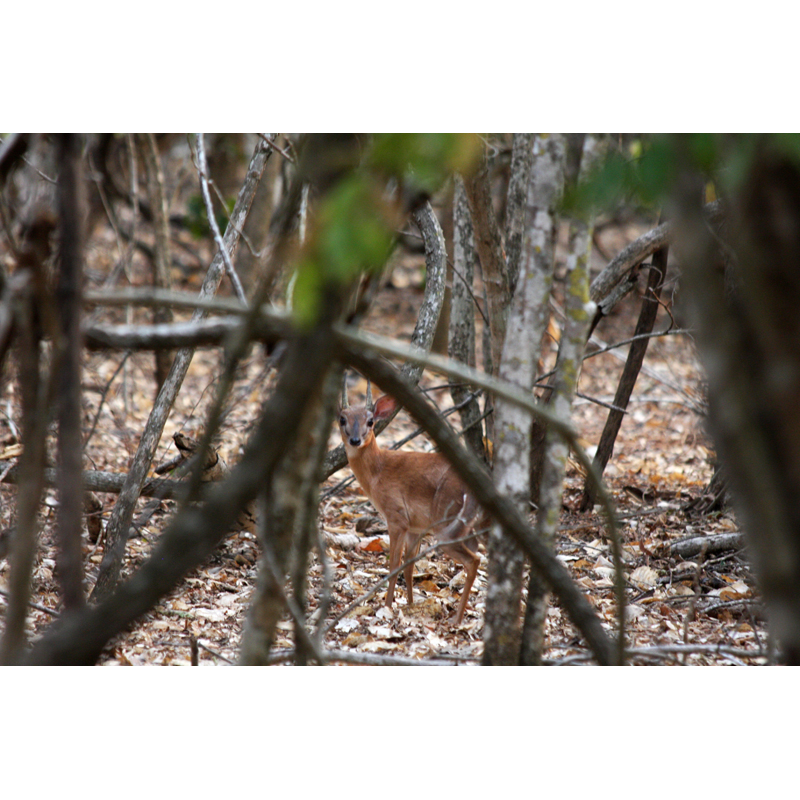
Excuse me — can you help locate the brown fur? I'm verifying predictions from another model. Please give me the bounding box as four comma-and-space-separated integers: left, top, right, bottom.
338, 392, 485, 623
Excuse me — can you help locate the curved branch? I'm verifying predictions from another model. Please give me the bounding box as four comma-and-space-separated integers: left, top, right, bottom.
590, 200, 722, 305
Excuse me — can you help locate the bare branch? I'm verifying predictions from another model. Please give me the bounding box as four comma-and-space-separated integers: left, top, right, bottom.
590, 200, 722, 307
194, 133, 248, 304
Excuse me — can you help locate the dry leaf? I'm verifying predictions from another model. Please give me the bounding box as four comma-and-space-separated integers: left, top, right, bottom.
718, 581, 751, 601
629, 565, 659, 588
194, 608, 227, 622
360, 536, 388, 553
0, 444, 23, 460
625, 604, 646, 620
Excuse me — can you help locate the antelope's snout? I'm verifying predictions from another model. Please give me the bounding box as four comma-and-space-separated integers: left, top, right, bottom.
339, 407, 372, 449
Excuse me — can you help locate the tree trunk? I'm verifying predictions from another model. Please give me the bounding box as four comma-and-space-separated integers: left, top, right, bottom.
0, 265, 49, 663
504, 133, 535, 295
0, 182, 57, 663
239, 365, 336, 665
463, 153, 510, 379
138, 132, 174, 390
520, 134, 600, 664
449, 175, 486, 462
675, 139, 800, 663
483, 133, 566, 665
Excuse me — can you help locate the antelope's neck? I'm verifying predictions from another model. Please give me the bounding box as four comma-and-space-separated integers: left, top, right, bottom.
345, 437, 383, 499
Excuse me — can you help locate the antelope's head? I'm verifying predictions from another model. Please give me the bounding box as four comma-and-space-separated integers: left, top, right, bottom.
338, 374, 376, 450
338, 374, 397, 450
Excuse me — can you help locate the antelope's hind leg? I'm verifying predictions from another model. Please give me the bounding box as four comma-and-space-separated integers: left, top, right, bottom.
442, 538, 481, 625
403, 535, 422, 608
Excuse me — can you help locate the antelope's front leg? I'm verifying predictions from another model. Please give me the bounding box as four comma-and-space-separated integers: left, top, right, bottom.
385, 527, 405, 609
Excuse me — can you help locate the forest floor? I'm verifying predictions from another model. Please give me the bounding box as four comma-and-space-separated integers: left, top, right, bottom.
0, 213, 768, 666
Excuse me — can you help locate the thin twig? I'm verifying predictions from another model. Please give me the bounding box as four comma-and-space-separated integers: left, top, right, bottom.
195, 640, 235, 664
83, 352, 131, 447
257, 133, 295, 163
551, 642, 767, 665
193, 134, 248, 304
0, 586, 59, 617
0, 135, 57, 183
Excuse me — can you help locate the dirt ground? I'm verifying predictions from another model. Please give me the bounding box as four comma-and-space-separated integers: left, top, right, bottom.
0, 211, 767, 666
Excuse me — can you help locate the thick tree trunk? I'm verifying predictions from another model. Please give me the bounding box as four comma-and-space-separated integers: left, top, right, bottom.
504, 133, 535, 295
483, 134, 566, 665
521, 133, 600, 664
676, 141, 800, 663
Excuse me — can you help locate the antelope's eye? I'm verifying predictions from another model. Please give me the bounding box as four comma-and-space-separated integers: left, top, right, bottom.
367, 416, 374, 428
339, 416, 346, 427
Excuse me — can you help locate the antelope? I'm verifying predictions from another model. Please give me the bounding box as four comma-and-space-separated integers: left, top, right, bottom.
338, 376, 485, 624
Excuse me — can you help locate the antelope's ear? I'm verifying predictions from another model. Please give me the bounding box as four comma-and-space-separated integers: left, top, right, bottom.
373, 394, 398, 420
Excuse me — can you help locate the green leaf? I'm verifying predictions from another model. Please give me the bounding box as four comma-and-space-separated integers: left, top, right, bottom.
370, 133, 481, 195
291, 175, 394, 327
186, 193, 234, 239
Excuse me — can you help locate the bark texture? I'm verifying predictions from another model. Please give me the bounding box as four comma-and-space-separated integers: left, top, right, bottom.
483, 133, 566, 665
138, 132, 174, 389
521, 134, 600, 663
463, 155, 510, 377
449, 175, 486, 461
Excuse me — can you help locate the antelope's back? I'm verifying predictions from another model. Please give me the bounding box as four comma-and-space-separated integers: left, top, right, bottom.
378, 449, 471, 532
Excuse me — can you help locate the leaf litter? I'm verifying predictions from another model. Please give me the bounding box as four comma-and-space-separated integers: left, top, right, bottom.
0, 218, 768, 665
